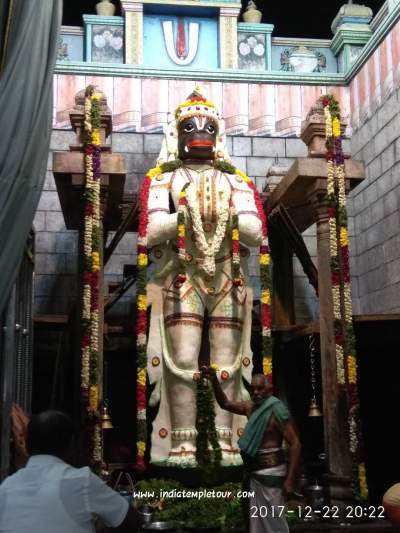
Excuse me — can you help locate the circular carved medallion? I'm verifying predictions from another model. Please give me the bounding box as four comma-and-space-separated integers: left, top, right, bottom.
242, 357, 250, 367
159, 428, 168, 438
221, 370, 229, 381
152, 357, 161, 367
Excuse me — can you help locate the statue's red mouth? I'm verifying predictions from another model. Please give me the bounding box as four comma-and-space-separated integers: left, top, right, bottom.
188, 139, 214, 148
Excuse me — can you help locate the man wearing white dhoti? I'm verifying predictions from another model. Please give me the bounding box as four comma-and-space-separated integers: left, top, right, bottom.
205, 370, 301, 532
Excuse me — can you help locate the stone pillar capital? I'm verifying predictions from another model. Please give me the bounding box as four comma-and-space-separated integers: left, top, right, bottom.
331, 3, 373, 34
301, 99, 347, 158
120, 0, 143, 13
307, 189, 330, 224
220, 7, 241, 17
69, 89, 112, 148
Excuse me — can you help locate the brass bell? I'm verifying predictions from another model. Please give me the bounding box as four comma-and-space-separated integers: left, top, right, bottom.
308, 398, 322, 418
101, 405, 114, 430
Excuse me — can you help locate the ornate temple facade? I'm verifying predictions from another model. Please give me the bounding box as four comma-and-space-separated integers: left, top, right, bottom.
42, 0, 400, 319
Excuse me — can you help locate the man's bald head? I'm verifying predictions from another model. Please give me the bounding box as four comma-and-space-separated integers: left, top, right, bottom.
251, 374, 273, 406
251, 374, 271, 387
27, 410, 75, 459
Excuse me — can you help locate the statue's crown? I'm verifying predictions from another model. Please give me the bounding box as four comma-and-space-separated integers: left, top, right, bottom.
175, 85, 220, 123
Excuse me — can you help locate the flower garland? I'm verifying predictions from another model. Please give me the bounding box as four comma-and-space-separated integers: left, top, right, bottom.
81, 85, 102, 471
183, 157, 272, 380
233, 168, 272, 383
321, 94, 367, 500
185, 182, 230, 278
230, 202, 241, 284
177, 183, 190, 281
135, 164, 163, 471
196, 371, 222, 479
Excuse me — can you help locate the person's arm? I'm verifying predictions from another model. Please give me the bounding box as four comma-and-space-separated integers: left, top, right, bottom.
97, 506, 142, 532
202, 366, 251, 416
88, 471, 142, 531
278, 417, 301, 498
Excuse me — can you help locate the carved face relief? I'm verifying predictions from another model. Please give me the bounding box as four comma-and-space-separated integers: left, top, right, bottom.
178, 116, 218, 161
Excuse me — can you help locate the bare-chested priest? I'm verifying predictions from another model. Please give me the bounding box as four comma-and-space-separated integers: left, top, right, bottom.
203, 367, 301, 533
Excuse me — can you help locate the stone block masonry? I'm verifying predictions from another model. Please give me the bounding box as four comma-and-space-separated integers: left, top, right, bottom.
349, 88, 400, 314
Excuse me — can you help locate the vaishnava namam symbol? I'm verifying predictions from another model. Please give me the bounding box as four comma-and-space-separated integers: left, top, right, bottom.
162, 17, 200, 66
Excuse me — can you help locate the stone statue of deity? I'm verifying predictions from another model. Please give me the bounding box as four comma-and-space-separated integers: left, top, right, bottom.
138, 87, 265, 467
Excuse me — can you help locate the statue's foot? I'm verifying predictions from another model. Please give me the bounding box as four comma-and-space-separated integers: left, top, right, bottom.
163, 441, 197, 468
218, 441, 242, 466
170, 439, 196, 454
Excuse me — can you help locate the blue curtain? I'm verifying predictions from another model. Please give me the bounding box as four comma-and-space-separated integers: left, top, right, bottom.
0, 0, 62, 314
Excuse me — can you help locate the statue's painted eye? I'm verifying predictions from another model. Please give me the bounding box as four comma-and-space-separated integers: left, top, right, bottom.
184, 122, 195, 133
206, 124, 215, 134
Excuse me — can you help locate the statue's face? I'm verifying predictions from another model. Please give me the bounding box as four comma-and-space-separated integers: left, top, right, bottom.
178, 116, 218, 161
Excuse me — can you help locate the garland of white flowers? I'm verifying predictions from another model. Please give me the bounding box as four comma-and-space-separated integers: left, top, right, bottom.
322, 93, 367, 500
185, 182, 230, 277
81, 85, 102, 472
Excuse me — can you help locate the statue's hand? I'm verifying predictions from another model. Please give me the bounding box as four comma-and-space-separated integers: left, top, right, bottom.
200, 365, 217, 380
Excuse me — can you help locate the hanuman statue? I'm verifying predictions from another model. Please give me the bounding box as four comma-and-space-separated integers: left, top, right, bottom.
135, 87, 271, 468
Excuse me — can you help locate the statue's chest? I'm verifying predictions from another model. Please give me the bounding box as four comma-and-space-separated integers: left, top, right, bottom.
171, 168, 231, 222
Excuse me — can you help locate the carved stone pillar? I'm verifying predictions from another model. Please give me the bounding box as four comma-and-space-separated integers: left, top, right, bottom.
219, 7, 240, 68
53, 90, 126, 427
308, 189, 353, 500
121, 0, 143, 65
267, 99, 365, 502
302, 103, 356, 501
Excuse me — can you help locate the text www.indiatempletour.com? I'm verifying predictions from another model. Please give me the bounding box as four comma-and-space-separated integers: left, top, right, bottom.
132, 490, 255, 499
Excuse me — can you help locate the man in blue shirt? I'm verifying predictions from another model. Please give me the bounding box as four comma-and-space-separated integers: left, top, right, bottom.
0, 410, 141, 532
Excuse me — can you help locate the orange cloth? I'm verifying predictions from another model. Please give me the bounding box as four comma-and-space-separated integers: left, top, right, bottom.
10, 403, 30, 469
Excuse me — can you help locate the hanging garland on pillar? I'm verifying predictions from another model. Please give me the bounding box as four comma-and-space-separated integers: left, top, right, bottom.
81, 85, 102, 471
321, 94, 368, 500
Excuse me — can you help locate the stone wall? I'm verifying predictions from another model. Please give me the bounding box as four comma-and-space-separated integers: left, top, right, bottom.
349, 88, 400, 314
34, 130, 322, 324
